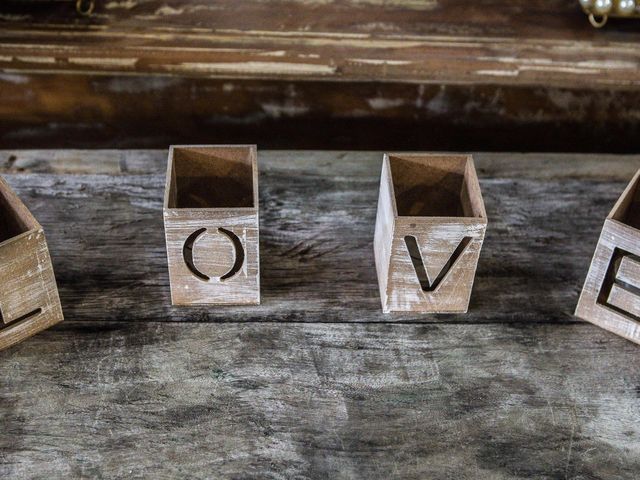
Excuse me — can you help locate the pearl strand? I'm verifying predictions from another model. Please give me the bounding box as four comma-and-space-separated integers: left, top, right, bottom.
580, 0, 637, 15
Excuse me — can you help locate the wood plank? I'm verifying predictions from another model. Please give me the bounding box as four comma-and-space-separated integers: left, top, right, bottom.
2, 74, 640, 152
2, 149, 640, 180
0, 150, 630, 323
0, 321, 638, 478
1, 1, 640, 89
0, 150, 638, 477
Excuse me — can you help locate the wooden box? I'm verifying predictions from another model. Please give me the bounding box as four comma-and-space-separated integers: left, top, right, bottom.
163, 145, 260, 305
0, 176, 63, 350
374, 154, 487, 313
575, 169, 640, 344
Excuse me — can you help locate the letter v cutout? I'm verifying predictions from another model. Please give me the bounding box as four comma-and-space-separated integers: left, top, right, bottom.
404, 235, 472, 292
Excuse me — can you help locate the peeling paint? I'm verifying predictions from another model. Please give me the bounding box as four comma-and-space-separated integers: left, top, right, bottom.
15, 56, 56, 64
475, 69, 520, 77
103, 76, 182, 93
258, 51, 287, 57
105, 0, 138, 9
154, 5, 184, 16
261, 102, 310, 117
68, 57, 139, 68
367, 97, 405, 110
164, 61, 336, 76
0, 73, 29, 84
350, 58, 412, 66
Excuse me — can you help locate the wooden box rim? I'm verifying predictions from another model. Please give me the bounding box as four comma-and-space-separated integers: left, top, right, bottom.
163, 144, 259, 213
0, 176, 42, 250
382, 152, 487, 223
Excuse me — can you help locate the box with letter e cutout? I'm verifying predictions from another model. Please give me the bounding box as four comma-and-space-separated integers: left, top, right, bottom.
576, 168, 640, 345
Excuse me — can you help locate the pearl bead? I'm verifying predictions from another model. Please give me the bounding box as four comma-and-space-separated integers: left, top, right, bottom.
594, 0, 613, 13
617, 0, 636, 15
579, 0, 593, 7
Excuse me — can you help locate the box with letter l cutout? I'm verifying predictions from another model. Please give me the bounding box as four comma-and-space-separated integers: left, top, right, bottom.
0, 176, 63, 350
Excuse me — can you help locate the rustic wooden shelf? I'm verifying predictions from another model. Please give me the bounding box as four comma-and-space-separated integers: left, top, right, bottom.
3, 1, 640, 152
0, 150, 639, 477
2, 1, 640, 89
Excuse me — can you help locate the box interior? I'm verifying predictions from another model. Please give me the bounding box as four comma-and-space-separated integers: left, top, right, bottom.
388, 155, 483, 218
168, 147, 255, 209
611, 175, 640, 229
0, 185, 36, 243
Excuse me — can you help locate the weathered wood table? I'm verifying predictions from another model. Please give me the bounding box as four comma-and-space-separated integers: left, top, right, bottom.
0, 150, 639, 478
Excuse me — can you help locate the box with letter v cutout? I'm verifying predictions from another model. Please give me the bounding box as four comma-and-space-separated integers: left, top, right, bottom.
575, 168, 640, 345
374, 153, 487, 313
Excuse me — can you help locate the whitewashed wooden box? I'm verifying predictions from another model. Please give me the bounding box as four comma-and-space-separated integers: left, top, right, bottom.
0, 176, 63, 350
575, 168, 640, 344
374, 153, 487, 313
163, 145, 260, 305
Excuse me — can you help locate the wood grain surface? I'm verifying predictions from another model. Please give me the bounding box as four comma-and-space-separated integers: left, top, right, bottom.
0, 150, 638, 478
164, 146, 260, 305
1, 0, 640, 88
2, 74, 640, 152
2, 321, 639, 478
575, 169, 640, 344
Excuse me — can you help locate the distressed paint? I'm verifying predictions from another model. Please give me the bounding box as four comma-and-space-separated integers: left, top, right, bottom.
374, 154, 486, 313
1, 0, 640, 88
163, 145, 260, 305
0, 321, 639, 478
575, 168, 640, 344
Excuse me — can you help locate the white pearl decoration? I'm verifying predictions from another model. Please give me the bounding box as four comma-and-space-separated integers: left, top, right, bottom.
593, 0, 613, 13
579, 0, 593, 7
617, 0, 636, 15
